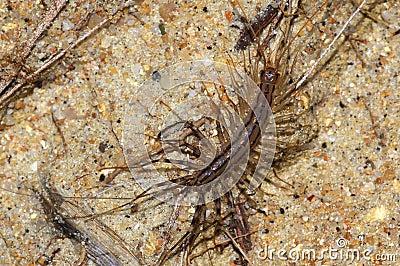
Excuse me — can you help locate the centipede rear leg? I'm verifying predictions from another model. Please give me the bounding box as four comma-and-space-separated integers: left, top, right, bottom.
157, 204, 207, 265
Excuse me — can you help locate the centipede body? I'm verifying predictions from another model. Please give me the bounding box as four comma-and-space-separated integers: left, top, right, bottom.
0, 0, 387, 265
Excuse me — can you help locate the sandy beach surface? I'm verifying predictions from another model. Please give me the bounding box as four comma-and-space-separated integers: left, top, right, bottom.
0, 0, 398, 265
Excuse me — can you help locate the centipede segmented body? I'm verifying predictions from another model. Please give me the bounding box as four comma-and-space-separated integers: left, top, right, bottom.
114, 1, 295, 264
27, 1, 369, 265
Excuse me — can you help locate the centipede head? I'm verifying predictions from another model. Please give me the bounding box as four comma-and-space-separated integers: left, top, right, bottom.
260, 67, 279, 85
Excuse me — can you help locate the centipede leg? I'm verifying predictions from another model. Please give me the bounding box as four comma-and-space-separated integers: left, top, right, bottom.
226, 192, 252, 265
213, 198, 223, 254
157, 204, 206, 265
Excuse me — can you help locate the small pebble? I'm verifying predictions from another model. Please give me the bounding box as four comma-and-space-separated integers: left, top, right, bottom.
3, 114, 15, 126
381, 10, 397, 24
30, 162, 38, 172
62, 19, 74, 31
151, 70, 161, 81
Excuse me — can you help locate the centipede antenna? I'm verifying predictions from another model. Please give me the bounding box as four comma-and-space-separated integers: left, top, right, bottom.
0, 185, 34, 197
295, 0, 367, 90
220, 227, 254, 266
275, 0, 330, 69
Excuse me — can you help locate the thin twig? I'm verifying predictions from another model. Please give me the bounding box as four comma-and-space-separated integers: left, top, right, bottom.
296, 0, 367, 90
0, 0, 137, 119
0, 0, 69, 94
51, 111, 68, 153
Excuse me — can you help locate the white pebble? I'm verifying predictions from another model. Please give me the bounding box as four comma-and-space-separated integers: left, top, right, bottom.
62, 19, 74, 31
30, 161, 38, 172
40, 140, 47, 149
381, 10, 394, 23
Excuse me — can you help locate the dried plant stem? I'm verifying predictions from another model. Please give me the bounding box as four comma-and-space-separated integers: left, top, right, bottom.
0, 0, 136, 120
0, 0, 68, 94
